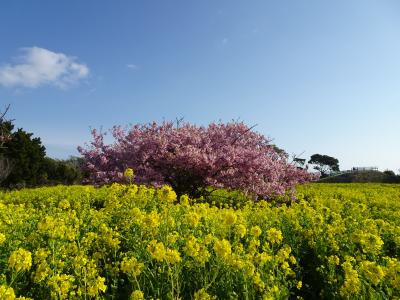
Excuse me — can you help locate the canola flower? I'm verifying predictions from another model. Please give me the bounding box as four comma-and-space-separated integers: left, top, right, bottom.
185, 211, 201, 226
193, 288, 216, 300
165, 248, 182, 264
250, 225, 262, 237
47, 274, 76, 299
184, 235, 201, 258
359, 260, 386, 286
223, 209, 237, 226
158, 185, 177, 203
235, 224, 247, 238
266, 228, 283, 245
147, 240, 166, 262
0, 183, 399, 299
124, 168, 135, 181
130, 290, 144, 300
340, 260, 361, 297
214, 239, 232, 260
120, 256, 144, 277
0, 233, 5, 244
0, 285, 15, 300
8, 248, 32, 272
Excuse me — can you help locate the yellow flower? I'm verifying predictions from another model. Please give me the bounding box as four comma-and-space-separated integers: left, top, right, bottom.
250, 226, 262, 237
244, 261, 256, 277
0, 233, 5, 244
359, 261, 385, 286
327, 255, 340, 266
180, 194, 190, 206
47, 274, 76, 299
196, 248, 211, 264
253, 272, 265, 291
143, 211, 161, 229
158, 185, 177, 203
266, 228, 283, 245
203, 234, 214, 245
214, 239, 232, 260
340, 261, 361, 297
124, 168, 134, 180
296, 281, 302, 289
276, 245, 291, 263
120, 256, 144, 277
165, 248, 182, 264
147, 240, 166, 262
283, 253, 292, 264
256, 252, 272, 266
34, 261, 50, 283
193, 288, 216, 300
228, 254, 245, 270
167, 231, 180, 244
223, 210, 237, 226
58, 199, 70, 210
0, 285, 15, 300
353, 231, 384, 255
248, 238, 260, 255
184, 235, 201, 257
185, 211, 201, 226
86, 276, 107, 297
235, 224, 247, 238
130, 290, 144, 300
8, 248, 32, 272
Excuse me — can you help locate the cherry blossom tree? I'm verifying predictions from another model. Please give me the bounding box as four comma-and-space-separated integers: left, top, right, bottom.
0, 104, 13, 184
79, 121, 314, 199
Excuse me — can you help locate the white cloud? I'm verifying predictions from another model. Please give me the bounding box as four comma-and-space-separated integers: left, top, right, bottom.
0, 47, 89, 88
127, 64, 138, 70
222, 38, 229, 45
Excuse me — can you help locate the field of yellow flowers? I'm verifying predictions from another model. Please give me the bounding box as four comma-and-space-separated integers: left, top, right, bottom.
0, 183, 399, 299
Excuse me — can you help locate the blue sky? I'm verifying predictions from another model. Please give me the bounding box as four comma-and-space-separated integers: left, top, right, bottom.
0, 0, 399, 172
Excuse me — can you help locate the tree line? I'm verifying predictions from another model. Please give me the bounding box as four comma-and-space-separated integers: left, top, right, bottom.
0, 105, 83, 188
1, 104, 398, 189
295, 153, 400, 183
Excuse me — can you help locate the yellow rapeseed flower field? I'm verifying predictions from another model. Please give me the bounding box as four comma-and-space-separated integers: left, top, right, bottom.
0, 183, 399, 299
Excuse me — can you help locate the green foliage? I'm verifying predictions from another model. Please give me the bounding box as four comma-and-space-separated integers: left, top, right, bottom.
0, 122, 46, 188
42, 157, 82, 185
308, 154, 340, 177
0, 117, 85, 188
321, 170, 400, 183
293, 158, 306, 169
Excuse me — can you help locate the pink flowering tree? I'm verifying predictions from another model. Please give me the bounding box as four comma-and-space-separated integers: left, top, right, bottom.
0, 104, 13, 184
78, 121, 314, 200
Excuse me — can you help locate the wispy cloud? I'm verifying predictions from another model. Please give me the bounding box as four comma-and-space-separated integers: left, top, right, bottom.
222, 38, 229, 45
0, 47, 89, 88
127, 64, 139, 70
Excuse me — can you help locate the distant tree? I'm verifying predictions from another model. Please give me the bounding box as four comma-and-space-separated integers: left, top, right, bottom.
42, 157, 82, 185
64, 156, 89, 182
1, 122, 46, 188
383, 170, 395, 177
308, 154, 339, 177
293, 158, 306, 169
382, 169, 400, 183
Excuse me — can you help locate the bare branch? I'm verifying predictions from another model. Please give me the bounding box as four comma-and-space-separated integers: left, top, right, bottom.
231, 124, 258, 146
0, 104, 10, 121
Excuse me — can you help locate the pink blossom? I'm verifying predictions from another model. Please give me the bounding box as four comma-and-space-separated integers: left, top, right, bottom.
79, 121, 314, 199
